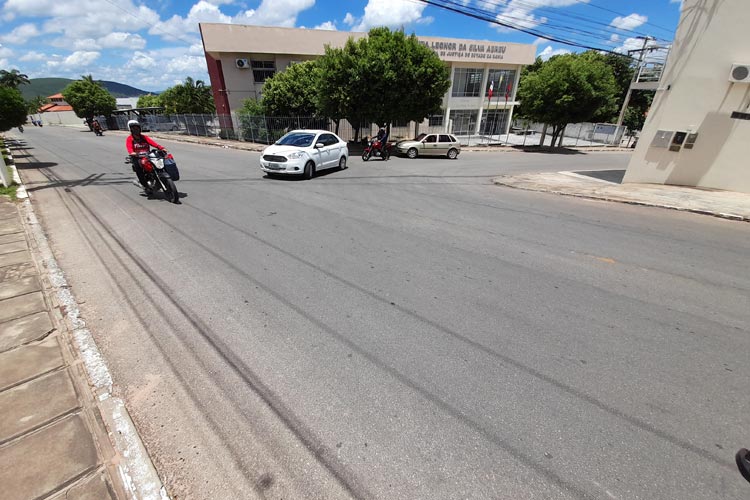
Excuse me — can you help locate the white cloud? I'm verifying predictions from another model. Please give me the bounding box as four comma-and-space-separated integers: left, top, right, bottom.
610, 13, 648, 31
0, 23, 41, 44
352, 0, 430, 31
19, 51, 47, 62
46, 50, 101, 71
235, 0, 315, 27
98, 32, 147, 50
343, 12, 356, 26
125, 51, 158, 71
493, 0, 587, 33
538, 45, 571, 60
314, 21, 337, 31
0, 46, 13, 58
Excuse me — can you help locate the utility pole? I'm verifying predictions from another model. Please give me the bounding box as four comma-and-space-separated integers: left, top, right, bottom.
615, 36, 653, 131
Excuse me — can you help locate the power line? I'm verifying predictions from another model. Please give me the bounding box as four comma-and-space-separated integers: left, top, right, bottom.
415, 0, 672, 57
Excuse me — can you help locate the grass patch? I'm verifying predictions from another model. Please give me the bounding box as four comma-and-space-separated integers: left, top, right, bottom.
0, 183, 18, 200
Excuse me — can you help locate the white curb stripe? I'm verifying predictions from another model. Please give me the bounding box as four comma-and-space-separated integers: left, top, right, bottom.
21, 198, 169, 500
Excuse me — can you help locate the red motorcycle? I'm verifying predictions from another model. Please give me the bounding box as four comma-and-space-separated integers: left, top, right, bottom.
362, 138, 391, 161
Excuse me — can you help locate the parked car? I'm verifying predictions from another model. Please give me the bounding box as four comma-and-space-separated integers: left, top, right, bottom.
141, 115, 180, 132
260, 130, 348, 179
396, 133, 461, 159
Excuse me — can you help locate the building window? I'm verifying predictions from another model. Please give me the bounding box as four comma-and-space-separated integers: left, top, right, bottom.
252, 60, 276, 83
451, 68, 484, 97
428, 112, 444, 127
486, 69, 517, 98
448, 109, 478, 135
480, 109, 509, 136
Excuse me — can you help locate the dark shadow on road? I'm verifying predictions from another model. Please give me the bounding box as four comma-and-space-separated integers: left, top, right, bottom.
511, 146, 586, 155
14, 161, 59, 170
574, 169, 626, 184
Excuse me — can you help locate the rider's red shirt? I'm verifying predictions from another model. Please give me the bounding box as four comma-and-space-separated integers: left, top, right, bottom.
126, 134, 164, 154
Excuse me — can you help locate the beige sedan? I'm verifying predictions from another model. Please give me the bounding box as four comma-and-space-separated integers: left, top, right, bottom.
396, 133, 461, 159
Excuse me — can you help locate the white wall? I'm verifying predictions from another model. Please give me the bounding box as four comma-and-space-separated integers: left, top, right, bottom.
41, 111, 86, 127
624, 0, 750, 193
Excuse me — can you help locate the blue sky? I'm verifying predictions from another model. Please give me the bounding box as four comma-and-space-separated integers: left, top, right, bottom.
0, 0, 683, 92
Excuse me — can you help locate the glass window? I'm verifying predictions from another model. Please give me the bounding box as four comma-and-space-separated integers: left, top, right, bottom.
276, 132, 315, 147
439, 135, 453, 143
428, 113, 444, 127
320, 133, 338, 146
452, 68, 484, 97
486, 69, 517, 98
480, 109, 509, 136
448, 110, 478, 135
252, 60, 276, 83
424, 135, 437, 143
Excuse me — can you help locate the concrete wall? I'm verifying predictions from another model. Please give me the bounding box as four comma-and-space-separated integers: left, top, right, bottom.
41, 111, 86, 127
624, 0, 750, 193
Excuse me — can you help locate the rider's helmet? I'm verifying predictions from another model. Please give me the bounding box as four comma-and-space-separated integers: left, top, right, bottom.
127, 120, 141, 133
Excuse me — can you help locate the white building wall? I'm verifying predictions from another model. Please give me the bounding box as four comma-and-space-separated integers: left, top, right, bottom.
624, 0, 750, 193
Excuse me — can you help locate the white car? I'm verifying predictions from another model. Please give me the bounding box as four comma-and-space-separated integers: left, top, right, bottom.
260, 130, 348, 179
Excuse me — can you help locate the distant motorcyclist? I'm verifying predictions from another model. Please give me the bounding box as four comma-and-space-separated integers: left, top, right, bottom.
92, 119, 103, 136
125, 119, 166, 194
375, 126, 389, 157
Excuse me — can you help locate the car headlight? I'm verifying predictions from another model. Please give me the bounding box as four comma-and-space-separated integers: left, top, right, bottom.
287, 151, 306, 159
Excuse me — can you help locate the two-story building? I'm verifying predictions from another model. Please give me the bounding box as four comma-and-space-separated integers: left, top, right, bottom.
198, 23, 536, 139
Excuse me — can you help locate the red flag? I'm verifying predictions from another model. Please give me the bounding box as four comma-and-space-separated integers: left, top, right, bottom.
505, 83, 512, 100
488, 80, 494, 99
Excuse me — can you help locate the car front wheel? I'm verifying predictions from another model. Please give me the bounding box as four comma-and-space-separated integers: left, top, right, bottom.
339, 156, 348, 169
447, 148, 459, 159
407, 148, 418, 159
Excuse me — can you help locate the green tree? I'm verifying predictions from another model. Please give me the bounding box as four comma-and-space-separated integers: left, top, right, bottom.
516, 52, 619, 146
0, 87, 28, 131
159, 77, 214, 114
26, 95, 49, 115
0, 69, 30, 88
137, 94, 162, 108
239, 98, 265, 116
261, 61, 321, 116
317, 27, 450, 136
61, 74, 116, 123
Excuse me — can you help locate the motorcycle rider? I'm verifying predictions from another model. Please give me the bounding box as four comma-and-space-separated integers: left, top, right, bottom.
375, 126, 388, 156
125, 119, 166, 194
92, 119, 103, 135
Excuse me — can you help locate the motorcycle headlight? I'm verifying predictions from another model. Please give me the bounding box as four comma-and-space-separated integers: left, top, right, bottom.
287, 151, 305, 160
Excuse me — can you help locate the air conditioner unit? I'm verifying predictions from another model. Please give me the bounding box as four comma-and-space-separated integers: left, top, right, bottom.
235, 58, 249, 69
729, 63, 750, 83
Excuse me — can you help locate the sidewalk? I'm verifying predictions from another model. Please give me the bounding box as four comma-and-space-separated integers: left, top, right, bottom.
493, 170, 750, 222
0, 191, 167, 500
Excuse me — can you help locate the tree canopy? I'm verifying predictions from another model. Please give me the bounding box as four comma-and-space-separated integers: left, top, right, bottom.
159, 77, 214, 114
516, 51, 619, 145
0, 69, 30, 89
137, 94, 162, 108
261, 60, 321, 116
62, 75, 116, 120
317, 27, 450, 130
0, 87, 28, 131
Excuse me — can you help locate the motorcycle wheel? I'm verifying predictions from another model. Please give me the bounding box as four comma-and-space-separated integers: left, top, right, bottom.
164, 178, 179, 204
362, 151, 370, 161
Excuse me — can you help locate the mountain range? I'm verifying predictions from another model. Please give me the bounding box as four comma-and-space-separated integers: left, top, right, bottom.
21, 78, 156, 100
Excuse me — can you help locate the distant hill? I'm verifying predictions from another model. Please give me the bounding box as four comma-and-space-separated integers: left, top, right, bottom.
21, 78, 156, 99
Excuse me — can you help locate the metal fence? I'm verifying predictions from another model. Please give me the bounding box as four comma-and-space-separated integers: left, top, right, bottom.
111, 113, 452, 146
110, 113, 627, 148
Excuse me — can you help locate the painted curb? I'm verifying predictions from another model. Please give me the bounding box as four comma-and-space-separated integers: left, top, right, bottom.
20, 198, 170, 500
492, 177, 750, 222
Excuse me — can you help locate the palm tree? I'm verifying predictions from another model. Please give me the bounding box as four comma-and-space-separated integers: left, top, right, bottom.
0, 69, 30, 88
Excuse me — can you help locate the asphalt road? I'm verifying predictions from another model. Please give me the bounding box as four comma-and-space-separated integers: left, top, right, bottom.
10, 126, 750, 500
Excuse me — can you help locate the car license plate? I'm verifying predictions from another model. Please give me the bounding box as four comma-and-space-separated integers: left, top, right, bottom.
267, 163, 282, 170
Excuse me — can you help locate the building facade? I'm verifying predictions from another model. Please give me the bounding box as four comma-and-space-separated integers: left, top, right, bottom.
199, 23, 536, 137
624, 0, 750, 193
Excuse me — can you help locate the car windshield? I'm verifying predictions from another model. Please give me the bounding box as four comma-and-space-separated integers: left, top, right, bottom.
414, 133, 427, 141
276, 132, 316, 147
